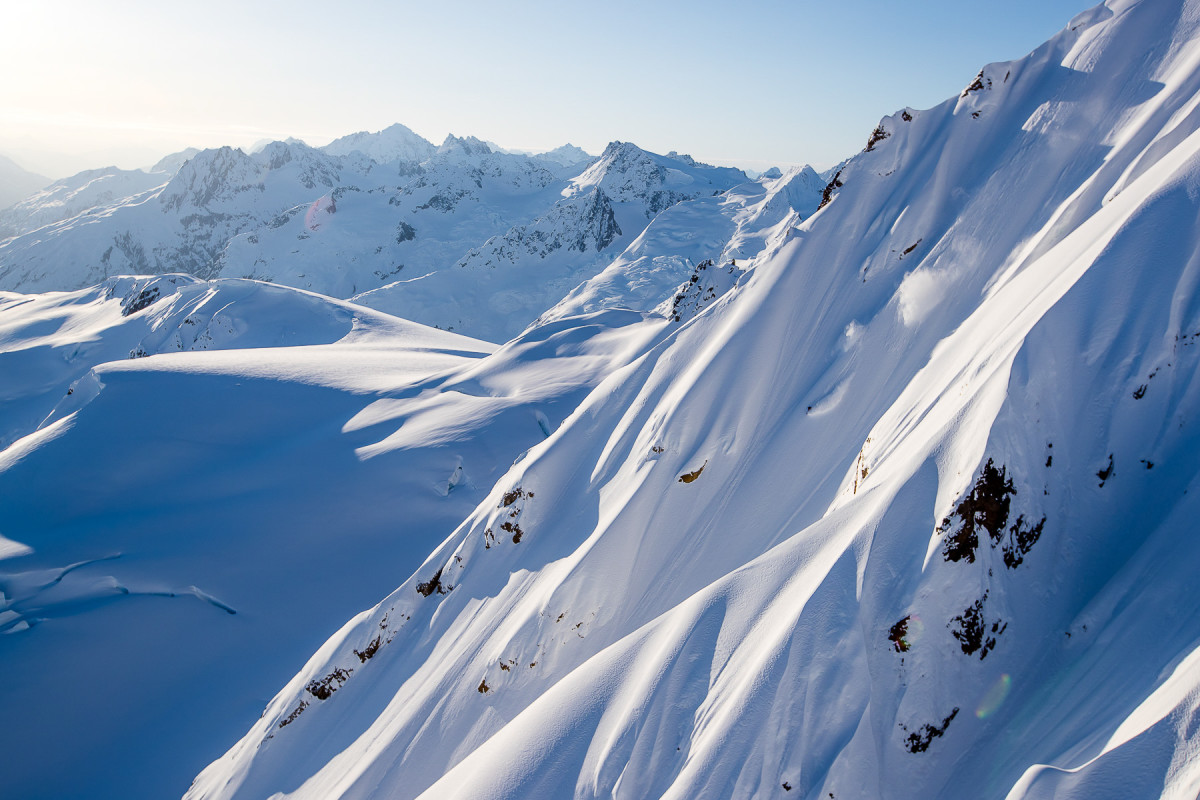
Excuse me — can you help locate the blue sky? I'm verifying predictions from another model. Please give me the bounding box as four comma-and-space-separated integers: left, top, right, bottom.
1, 0, 1094, 177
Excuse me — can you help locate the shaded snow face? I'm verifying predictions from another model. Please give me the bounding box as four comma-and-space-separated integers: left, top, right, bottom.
178, 2, 1200, 800
0, 270, 672, 799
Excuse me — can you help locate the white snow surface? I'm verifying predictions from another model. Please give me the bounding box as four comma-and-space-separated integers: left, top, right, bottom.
166, 2, 1200, 799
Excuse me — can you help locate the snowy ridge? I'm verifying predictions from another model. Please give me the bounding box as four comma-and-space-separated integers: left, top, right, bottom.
0, 166, 169, 241
181, 2, 1200, 799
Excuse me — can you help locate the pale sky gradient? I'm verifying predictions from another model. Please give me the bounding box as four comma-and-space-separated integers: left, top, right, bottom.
1, 0, 1094, 179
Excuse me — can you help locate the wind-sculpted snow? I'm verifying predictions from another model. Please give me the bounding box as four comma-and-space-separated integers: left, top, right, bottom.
184, 2, 1200, 799
0, 274, 414, 450
0, 272, 668, 799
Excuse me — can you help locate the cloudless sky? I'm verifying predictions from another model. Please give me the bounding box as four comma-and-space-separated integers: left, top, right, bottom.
1, 0, 1094, 178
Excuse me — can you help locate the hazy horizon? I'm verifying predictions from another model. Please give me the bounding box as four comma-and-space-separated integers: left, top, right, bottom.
3, 0, 1091, 179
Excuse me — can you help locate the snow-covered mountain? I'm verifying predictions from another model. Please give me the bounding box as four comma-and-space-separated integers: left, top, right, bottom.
148, 146, 202, 175
0, 166, 171, 241
322, 123, 437, 164
155, 1, 1200, 798
533, 143, 593, 167
227, 134, 568, 313
0, 132, 757, 341
541, 163, 825, 324
0, 141, 375, 291
349, 141, 751, 341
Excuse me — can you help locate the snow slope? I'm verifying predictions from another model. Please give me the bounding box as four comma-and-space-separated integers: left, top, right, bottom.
0, 273, 670, 799
0, 166, 171, 241
184, 2, 1200, 799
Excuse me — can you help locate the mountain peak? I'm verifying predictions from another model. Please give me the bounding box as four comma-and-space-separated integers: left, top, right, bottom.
323, 124, 436, 164
437, 134, 493, 157
533, 143, 593, 166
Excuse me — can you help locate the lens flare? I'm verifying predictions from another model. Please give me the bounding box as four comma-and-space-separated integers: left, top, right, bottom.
976, 673, 1012, 719
906, 614, 926, 646
304, 195, 336, 231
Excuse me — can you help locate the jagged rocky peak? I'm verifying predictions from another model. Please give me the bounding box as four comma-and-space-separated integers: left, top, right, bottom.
322, 123, 437, 164
760, 166, 784, 180
571, 140, 747, 216
437, 134, 493, 158
665, 150, 699, 167
255, 138, 317, 168
158, 146, 261, 212
594, 139, 651, 169
249, 139, 345, 190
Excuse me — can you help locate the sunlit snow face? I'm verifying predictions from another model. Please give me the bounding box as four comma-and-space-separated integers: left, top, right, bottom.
975, 673, 1013, 719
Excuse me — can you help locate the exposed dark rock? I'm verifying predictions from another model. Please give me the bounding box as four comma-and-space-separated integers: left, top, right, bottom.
900, 707, 960, 753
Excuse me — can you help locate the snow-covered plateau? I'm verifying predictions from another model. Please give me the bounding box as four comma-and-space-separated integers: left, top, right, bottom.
4, 0, 1200, 798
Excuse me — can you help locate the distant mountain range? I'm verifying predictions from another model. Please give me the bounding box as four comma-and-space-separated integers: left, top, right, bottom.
0, 130, 821, 341
0, 154, 50, 210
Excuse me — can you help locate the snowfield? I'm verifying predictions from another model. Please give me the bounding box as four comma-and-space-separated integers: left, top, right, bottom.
4, 1, 1200, 799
